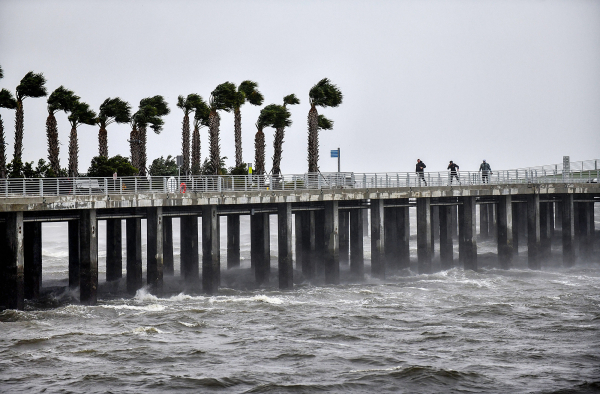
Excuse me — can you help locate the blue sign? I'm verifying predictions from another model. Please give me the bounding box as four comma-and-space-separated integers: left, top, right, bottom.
330, 150, 339, 158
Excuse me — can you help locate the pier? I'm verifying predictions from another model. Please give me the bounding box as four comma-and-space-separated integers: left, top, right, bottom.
1, 160, 599, 309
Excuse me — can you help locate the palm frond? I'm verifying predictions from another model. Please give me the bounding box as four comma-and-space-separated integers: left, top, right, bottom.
239, 80, 264, 106
99, 97, 131, 125
47, 86, 79, 115
193, 97, 211, 128
0, 65, 3, 79
209, 82, 237, 112
309, 78, 343, 108
16, 71, 47, 100
0, 88, 17, 109
68, 101, 97, 128
317, 114, 334, 130
283, 94, 300, 106
140, 95, 170, 116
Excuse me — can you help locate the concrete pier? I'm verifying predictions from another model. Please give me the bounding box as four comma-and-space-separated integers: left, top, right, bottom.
527, 194, 541, 270
24, 222, 42, 299
294, 212, 303, 270
162, 217, 174, 276
146, 207, 163, 294
180, 215, 199, 287
439, 203, 454, 270
315, 210, 325, 276
349, 207, 364, 278
339, 210, 349, 265
561, 194, 575, 267
397, 200, 411, 270
512, 202, 520, 255
384, 205, 398, 271
278, 203, 294, 289
300, 211, 316, 279
371, 199, 385, 278
202, 205, 220, 294
497, 196, 513, 269
126, 218, 143, 294
540, 201, 552, 258
4, 212, 24, 310
251, 212, 270, 285
459, 196, 477, 271
79, 210, 98, 305
227, 214, 240, 269
417, 197, 432, 274
480, 203, 489, 240
68, 220, 79, 289
106, 218, 122, 282
323, 201, 339, 284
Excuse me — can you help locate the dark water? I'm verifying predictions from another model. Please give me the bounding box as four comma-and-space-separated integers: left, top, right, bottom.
1, 218, 600, 393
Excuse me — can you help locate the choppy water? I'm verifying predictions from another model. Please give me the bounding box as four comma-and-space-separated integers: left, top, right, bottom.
1, 214, 599, 393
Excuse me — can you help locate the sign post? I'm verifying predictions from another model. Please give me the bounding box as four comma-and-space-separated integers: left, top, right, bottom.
330, 148, 340, 172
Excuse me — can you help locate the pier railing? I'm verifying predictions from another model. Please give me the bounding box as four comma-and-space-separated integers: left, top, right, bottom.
0, 159, 598, 198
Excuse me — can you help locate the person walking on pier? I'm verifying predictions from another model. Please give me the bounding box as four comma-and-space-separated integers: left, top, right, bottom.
448, 160, 460, 184
416, 159, 427, 186
479, 159, 492, 183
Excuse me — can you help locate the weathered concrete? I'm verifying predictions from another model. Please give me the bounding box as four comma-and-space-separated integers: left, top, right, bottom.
489, 204, 497, 239
126, 218, 143, 294
480, 203, 489, 240
397, 200, 411, 269
294, 212, 303, 270
146, 207, 163, 294
227, 214, 240, 269
439, 203, 453, 270
350, 207, 364, 278
512, 202, 520, 256
431, 205, 439, 255
540, 201, 552, 258
251, 212, 270, 285
106, 218, 122, 281
459, 196, 477, 271
24, 222, 42, 299
561, 194, 575, 267
278, 203, 294, 289
79, 209, 98, 305
497, 196, 513, 269
578, 200, 594, 261
384, 205, 398, 271
180, 215, 199, 287
162, 216, 174, 276
324, 201, 339, 284
371, 199, 385, 278
300, 211, 316, 279
417, 197, 432, 274
451, 204, 458, 239
339, 210, 349, 265
68, 220, 79, 289
202, 205, 220, 294
315, 210, 325, 276
527, 194, 541, 270
3, 212, 24, 309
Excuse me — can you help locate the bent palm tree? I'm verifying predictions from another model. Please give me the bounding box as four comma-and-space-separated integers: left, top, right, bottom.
137, 96, 170, 175
307, 78, 343, 172
46, 86, 79, 175
68, 100, 97, 176
254, 104, 280, 175
177, 94, 203, 174
14, 71, 47, 162
208, 82, 236, 174
191, 97, 210, 175
271, 94, 299, 175
233, 81, 264, 168
0, 66, 17, 178
97, 98, 131, 158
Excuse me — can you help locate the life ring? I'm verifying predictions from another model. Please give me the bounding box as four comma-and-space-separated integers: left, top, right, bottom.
179, 182, 187, 193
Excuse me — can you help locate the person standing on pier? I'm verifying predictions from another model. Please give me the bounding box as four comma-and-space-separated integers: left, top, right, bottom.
416, 159, 427, 186
479, 159, 492, 183
448, 160, 460, 184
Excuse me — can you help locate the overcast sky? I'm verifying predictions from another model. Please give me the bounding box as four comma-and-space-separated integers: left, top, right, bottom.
1, 0, 598, 175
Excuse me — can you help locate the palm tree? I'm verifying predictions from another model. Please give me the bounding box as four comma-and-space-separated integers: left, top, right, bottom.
271, 94, 299, 175
233, 81, 264, 168
14, 71, 47, 163
254, 104, 280, 175
97, 98, 131, 158
191, 97, 210, 175
0, 66, 17, 178
46, 86, 79, 176
137, 96, 170, 176
208, 82, 236, 174
177, 94, 203, 174
307, 78, 343, 173
68, 100, 97, 176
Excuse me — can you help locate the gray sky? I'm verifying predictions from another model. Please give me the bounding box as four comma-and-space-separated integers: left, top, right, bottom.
1, 0, 599, 174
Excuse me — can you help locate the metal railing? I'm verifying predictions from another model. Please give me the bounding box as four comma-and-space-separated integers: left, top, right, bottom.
0, 160, 598, 198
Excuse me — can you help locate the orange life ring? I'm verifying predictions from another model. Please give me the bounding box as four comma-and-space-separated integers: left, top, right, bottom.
179, 182, 187, 193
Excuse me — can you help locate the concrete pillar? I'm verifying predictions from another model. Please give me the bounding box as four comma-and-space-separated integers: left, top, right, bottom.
451, 203, 458, 239
370, 199, 385, 278
384, 206, 398, 271
397, 201, 411, 270
251, 212, 270, 285
555, 201, 563, 232
68, 220, 79, 289
300, 210, 316, 279
431, 205, 439, 255
79, 210, 98, 305
497, 196, 513, 269
417, 197, 432, 274
202, 205, 220, 294
489, 204, 497, 239
324, 201, 339, 284
439, 204, 453, 270
339, 210, 349, 265
146, 207, 163, 294
278, 203, 294, 289
163, 217, 174, 276
3, 212, 24, 310
548, 201, 555, 238
511, 202, 520, 256
518, 203, 528, 242
180, 215, 199, 287
106, 218, 122, 281
459, 196, 478, 271
294, 212, 302, 270
480, 203, 489, 240
578, 200, 593, 261
527, 194, 541, 270
362, 207, 369, 237
24, 222, 42, 299
350, 208, 364, 278
540, 201, 552, 258
227, 214, 240, 269
126, 218, 143, 294
315, 210, 325, 276
561, 194, 575, 267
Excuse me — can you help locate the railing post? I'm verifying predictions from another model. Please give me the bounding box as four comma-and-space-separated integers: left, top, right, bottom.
218, 176, 222, 193
22, 178, 25, 196
56, 178, 59, 196
39, 179, 43, 196
134, 177, 138, 193
120, 179, 123, 194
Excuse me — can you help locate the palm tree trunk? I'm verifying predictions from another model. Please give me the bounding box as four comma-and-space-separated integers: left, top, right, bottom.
13, 99, 24, 163
307, 105, 319, 173
68, 125, 79, 177
191, 124, 201, 175
98, 125, 108, 157
272, 127, 285, 176
234, 108, 242, 167
139, 125, 147, 176
181, 113, 190, 174
0, 116, 6, 178
46, 112, 61, 175
130, 125, 138, 171
254, 128, 265, 175
208, 110, 220, 175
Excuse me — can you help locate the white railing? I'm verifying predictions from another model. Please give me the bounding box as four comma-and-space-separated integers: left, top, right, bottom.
0, 161, 598, 198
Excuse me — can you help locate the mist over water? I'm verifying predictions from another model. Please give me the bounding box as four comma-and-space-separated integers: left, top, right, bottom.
1, 210, 599, 393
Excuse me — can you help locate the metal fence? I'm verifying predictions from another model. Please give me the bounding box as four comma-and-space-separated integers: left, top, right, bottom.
0, 160, 598, 198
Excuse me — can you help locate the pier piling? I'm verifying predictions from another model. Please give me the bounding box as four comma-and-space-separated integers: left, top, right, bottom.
371, 199, 385, 279
106, 219, 122, 282
350, 207, 364, 278
278, 203, 293, 289
79, 210, 98, 305
497, 196, 513, 269
126, 218, 143, 294
324, 201, 339, 284
459, 196, 478, 271
417, 197, 432, 274
147, 207, 163, 294
180, 215, 199, 288
24, 222, 42, 299
527, 194, 541, 269
202, 205, 220, 294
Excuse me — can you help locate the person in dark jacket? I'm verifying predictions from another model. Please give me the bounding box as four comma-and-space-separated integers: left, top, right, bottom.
479, 159, 492, 183
448, 160, 460, 184
416, 159, 427, 186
